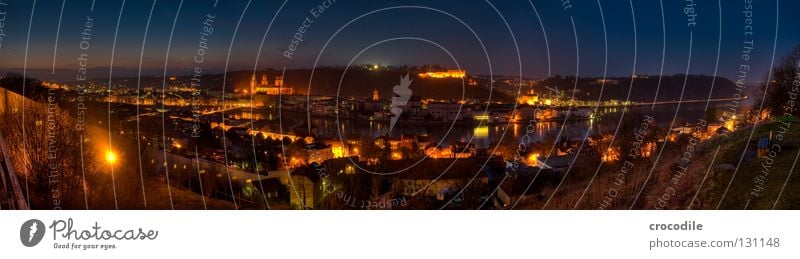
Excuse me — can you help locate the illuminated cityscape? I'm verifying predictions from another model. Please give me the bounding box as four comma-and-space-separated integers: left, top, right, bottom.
0, 0, 797, 211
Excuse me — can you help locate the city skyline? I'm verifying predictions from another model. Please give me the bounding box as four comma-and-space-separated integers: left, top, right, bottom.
0, 0, 798, 211
0, 0, 798, 81
2, 1, 800, 258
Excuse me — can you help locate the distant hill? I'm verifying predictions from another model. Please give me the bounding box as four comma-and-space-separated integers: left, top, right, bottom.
0, 73, 50, 100
13, 68, 514, 101
224, 68, 513, 101
54, 70, 744, 103
537, 75, 740, 102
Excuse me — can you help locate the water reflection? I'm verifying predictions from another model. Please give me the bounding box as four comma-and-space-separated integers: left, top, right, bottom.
230, 102, 715, 150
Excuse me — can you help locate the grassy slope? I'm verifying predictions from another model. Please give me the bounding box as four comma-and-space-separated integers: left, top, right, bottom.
517, 121, 799, 210
691, 122, 800, 209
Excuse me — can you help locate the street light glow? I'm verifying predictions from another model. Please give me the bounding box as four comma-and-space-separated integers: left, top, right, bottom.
105, 150, 117, 164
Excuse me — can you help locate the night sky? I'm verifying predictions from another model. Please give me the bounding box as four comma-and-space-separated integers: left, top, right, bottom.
0, 0, 798, 82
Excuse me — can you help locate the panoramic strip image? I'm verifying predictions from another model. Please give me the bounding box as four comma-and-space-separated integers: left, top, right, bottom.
0, 0, 798, 210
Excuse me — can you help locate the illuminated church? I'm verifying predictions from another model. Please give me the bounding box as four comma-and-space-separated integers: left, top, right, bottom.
250, 74, 293, 95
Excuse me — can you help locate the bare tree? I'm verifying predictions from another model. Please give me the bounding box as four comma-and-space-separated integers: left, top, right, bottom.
1, 90, 99, 209
760, 45, 800, 118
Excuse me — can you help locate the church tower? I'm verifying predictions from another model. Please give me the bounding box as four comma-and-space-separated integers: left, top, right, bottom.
250, 74, 256, 94
373, 88, 379, 101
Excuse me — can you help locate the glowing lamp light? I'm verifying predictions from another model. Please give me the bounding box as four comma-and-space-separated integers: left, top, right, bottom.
527, 153, 539, 164
105, 150, 118, 164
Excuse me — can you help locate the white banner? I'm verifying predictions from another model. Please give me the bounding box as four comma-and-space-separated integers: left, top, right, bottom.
0, 211, 797, 259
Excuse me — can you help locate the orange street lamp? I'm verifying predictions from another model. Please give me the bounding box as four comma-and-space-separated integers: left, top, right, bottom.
105, 150, 118, 164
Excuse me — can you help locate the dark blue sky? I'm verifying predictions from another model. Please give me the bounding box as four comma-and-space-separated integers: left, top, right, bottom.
1, 0, 798, 81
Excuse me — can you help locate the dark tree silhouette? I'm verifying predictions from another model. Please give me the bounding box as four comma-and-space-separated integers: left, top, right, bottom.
759, 45, 800, 118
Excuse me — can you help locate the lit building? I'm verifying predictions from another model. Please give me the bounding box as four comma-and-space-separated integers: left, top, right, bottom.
374, 136, 401, 150
290, 163, 322, 209
250, 74, 293, 96
518, 89, 539, 105
427, 102, 467, 121
393, 95, 422, 118
534, 109, 557, 121
417, 70, 466, 79
261, 86, 293, 96
595, 79, 619, 85
640, 142, 656, 158
41, 81, 64, 89
373, 88, 379, 101
425, 146, 452, 159
725, 115, 737, 131
602, 147, 621, 162
416, 135, 431, 150
324, 140, 348, 158
306, 143, 333, 164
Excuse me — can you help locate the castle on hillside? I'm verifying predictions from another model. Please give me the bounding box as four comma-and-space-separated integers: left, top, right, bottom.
417, 70, 466, 79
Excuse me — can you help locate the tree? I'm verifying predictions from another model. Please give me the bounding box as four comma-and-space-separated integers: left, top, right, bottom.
190, 123, 216, 149
285, 138, 308, 165
0, 73, 45, 98
359, 137, 381, 161
760, 45, 800, 118
0, 88, 99, 209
